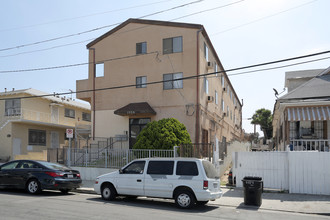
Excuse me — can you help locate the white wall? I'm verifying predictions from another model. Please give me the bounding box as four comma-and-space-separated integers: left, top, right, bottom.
72, 167, 118, 181
233, 151, 330, 195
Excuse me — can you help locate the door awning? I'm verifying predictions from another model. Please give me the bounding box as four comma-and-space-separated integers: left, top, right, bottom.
287, 106, 330, 121
114, 102, 156, 116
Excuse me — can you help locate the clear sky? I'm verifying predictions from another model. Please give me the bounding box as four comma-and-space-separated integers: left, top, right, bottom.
1, 0, 329, 134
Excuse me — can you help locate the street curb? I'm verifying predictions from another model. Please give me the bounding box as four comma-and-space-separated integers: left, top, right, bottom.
72, 188, 330, 216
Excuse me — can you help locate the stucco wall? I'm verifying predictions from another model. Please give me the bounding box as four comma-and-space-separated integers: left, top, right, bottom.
72, 167, 117, 181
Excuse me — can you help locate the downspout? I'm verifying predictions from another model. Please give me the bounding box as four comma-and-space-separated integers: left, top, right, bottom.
195, 29, 203, 144
90, 48, 96, 140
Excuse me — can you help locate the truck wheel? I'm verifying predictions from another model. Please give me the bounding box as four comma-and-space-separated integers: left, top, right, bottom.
101, 183, 116, 201
175, 190, 195, 209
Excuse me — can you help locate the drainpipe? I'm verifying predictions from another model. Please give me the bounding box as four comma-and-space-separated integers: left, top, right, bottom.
90, 48, 96, 140
195, 29, 202, 144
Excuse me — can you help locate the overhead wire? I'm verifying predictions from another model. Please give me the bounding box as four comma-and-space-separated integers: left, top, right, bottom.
0, 50, 329, 101
0, 0, 243, 59
212, 0, 318, 35
0, 0, 174, 33
0, 0, 204, 52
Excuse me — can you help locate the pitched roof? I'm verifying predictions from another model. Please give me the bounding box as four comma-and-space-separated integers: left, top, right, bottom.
0, 88, 90, 110
86, 18, 203, 49
279, 66, 330, 100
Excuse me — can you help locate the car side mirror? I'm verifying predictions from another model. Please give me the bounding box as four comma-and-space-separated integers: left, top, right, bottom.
119, 169, 123, 174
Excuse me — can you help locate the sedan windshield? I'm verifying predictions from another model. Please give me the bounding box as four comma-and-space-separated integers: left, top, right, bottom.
38, 161, 70, 171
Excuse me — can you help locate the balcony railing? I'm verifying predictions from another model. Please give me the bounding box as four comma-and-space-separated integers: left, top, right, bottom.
290, 139, 330, 152
5, 108, 52, 125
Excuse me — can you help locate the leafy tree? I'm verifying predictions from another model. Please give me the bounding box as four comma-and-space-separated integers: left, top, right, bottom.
133, 118, 192, 150
251, 108, 273, 140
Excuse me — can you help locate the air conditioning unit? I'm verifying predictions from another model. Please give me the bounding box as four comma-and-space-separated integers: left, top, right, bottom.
207, 61, 213, 70
207, 96, 214, 102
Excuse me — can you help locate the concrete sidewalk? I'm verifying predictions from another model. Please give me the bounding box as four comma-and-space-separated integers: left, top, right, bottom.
75, 180, 330, 216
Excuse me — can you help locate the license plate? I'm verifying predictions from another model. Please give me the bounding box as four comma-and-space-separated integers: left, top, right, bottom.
213, 183, 218, 188
67, 175, 74, 178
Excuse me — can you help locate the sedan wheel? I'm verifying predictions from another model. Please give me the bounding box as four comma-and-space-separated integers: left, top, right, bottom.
101, 184, 116, 201
175, 191, 196, 209
26, 179, 41, 194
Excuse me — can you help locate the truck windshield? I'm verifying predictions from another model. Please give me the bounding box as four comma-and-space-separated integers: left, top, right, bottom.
202, 160, 219, 179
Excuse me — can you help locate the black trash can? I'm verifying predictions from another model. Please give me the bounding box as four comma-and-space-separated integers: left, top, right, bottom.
242, 176, 263, 206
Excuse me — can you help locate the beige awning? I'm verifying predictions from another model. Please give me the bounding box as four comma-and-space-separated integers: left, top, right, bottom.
287, 106, 330, 121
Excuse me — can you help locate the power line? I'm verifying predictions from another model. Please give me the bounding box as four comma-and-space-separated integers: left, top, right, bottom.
212, 0, 318, 35
0, 51, 158, 74
170, 0, 244, 21
0, 0, 203, 52
1, 50, 329, 101
0, 0, 244, 59
0, 0, 173, 33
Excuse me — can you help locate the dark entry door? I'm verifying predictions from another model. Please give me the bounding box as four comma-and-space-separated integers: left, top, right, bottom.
129, 118, 151, 148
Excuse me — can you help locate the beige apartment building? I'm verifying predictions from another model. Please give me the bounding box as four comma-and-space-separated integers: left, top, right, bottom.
76, 19, 242, 149
0, 88, 91, 162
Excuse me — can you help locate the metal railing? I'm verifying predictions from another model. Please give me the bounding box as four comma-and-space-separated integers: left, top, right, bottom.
47, 143, 216, 168
290, 139, 330, 152
49, 148, 175, 168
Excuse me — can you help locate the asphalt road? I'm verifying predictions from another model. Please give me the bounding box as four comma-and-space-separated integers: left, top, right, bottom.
0, 190, 328, 220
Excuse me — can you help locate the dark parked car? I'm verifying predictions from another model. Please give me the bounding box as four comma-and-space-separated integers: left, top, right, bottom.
0, 160, 81, 194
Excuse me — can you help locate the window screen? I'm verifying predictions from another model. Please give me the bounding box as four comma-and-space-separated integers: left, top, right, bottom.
147, 161, 174, 175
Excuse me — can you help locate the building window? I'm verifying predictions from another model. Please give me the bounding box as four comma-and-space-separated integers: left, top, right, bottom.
227, 106, 229, 117
136, 42, 147, 54
204, 42, 209, 61
215, 90, 218, 105
5, 98, 21, 116
29, 129, 46, 146
136, 76, 147, 88
204, 77, 209, 94
214, 62, 218, 76
82, 112, 91, 122
221, 75, 224, 88
95, 63, 104, 77
163, 72, 183, 90
65, 108, 75, 118
163, 36, 182, 54
222, 99, 224, 112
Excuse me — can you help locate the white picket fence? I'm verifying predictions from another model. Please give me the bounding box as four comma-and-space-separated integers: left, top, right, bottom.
233, 151, 330, 195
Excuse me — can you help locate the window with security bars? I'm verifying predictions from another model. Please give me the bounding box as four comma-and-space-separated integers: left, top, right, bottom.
289, 122, 298, 140
82, 112, 91, 122
313, 121, 323, 139
65, 108, 75, 118
29, 129, 46, 146
5, 99, 21, 116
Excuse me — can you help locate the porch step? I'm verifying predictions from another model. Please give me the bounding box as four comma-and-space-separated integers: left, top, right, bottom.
15, 150, 48, 161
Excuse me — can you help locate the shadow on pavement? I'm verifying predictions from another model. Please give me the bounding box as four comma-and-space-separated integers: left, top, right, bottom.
87, 196, 219, 213
222, 187, 330, 203
0, 188, 76, 197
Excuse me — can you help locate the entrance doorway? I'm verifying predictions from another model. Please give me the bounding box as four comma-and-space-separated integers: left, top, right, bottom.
129, 118, 150, 148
